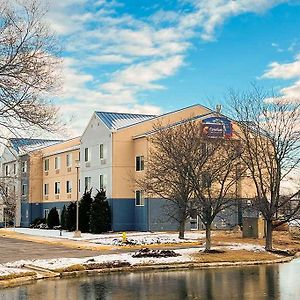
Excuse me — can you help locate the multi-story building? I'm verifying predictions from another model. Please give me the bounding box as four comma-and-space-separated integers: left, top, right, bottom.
21, 137, 80, 226
79, 104, 256, 231
0, 138, 61, 227
0, 104, 258, 231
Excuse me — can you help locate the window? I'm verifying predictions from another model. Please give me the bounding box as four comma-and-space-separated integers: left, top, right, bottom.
44, 183, 49, 195
136, 156, 144, 171
99, 144, 104, 159
22, 161, 27, 173
202, 172, 212, 188
54, 182, 61, 194
84, 148, 89, 162
5, 165, 9, 176
66, 180, 72, 193
44, 209, 50, 219
85, 177, 91, 190
44, 159, 49, 171
54, 157, 60, 169
99, 174, 107, 189
22, 184, 27, 196
13, 163, 16, 175
13, 185, 16, 194
66, 154, 72, 167
5, 187, 8, 195
135, 190, 144, 206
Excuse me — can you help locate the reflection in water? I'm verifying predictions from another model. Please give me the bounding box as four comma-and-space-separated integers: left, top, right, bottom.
1, 259, 299, 300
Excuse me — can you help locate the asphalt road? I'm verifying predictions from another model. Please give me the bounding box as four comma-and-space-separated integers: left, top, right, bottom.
0, 237, 102, 263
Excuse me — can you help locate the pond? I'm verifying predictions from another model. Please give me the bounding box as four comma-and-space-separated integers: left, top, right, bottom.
1, 258, 300, 300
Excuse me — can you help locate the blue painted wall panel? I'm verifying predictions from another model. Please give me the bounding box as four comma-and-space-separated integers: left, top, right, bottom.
109, 199, 135, 231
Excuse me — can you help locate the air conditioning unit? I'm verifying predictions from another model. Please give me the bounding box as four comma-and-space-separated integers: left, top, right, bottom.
85, 162, 91, 167
44, 171, 49, 176
55, 195, 59, 199
44, 196, 48, 200
100, 159, 106, 165
67, 194, 72, 199
67, 167, 72, 172
55, 169, 60, 174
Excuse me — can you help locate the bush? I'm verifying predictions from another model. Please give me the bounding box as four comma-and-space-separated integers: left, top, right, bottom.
61, 205, 67, 230
30, 217, 46, 228
66, 202, 76, 231
47, 207, 60, 229
90, 189, 111, 234
79, 189, 93, 233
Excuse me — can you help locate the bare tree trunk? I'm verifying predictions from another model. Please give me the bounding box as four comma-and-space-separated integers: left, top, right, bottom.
205, 224, 212, 251
178, 220, 185, 239
265, 220, 273, 251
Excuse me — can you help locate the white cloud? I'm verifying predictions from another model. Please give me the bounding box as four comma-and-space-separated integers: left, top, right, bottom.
261, 54, 300, 102
102, 55, 184, 92
262, 55, 300, 80
45, 0, 288, 134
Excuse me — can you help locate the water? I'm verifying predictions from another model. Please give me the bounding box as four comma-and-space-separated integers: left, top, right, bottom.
1, 259, 300, 300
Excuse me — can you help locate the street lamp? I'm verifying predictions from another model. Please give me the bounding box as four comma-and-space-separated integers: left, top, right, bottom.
73, 159, 81, 238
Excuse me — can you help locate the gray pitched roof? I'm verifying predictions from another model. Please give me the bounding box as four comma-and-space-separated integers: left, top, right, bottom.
9, 138, 62, 154
95, 111, 156, 130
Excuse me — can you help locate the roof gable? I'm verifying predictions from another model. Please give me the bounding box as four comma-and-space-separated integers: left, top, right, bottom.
95, 111, 156, 130
9, 138, 62, 154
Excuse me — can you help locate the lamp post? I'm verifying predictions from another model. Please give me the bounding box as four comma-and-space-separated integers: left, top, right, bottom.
74, 159, 81, 238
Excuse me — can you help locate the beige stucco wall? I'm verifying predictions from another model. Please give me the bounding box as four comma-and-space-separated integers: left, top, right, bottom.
28, 151, 43, 203
111, 105, 212, 198
40, 137, 80, 203
111, 106, 257, 200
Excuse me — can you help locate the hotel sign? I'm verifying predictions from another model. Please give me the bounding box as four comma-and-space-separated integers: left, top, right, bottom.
202, 117, 233, 139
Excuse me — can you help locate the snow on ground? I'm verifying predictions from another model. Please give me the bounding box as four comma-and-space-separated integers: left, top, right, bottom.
0, 266, 31, 277
5, 244, 265, 272
220, 243, 265, 252
6, 248, 198, 271
2, 228, 203, 245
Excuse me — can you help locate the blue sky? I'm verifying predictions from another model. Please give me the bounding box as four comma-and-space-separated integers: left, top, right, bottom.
47, 0, 300, 134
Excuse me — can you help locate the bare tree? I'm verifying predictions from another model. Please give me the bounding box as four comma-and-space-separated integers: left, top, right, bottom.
188, 139, 243, 251
0, 177, 17, 226
136, 121, 195, 239
0, 0, 61, 139
137, 118, 242, 246
230, 87, 300, 251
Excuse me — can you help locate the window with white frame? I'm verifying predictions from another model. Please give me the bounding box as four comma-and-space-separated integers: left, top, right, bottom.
5, 165, 9, 176
135, 190, 144, 206
22, 161, 27, 173
44, 183, 49, 195
66, 153, 72, 167
99, 174, 104, 189
54, 157, 60, 169
84, 177, 91, 190
84, 148, 89, 162
99, 174, 107, 190
44, 159, 49, 171
54, 182, 61, 194
66, 180, 72, 193
136, 156, 144, 171
99, 144, 104, 159
22, 184, 27, 196
13, 163, 16, 175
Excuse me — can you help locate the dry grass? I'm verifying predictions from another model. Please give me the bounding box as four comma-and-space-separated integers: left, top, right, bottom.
197, 231, 300, 252
190, 250, 279, 263
55, 264, 86, 273
0, 271, 36, 281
